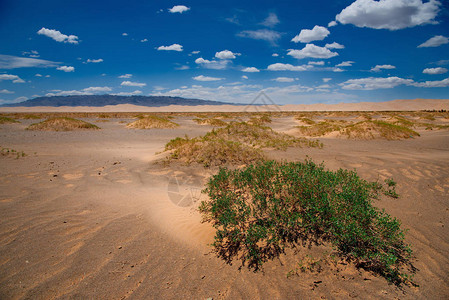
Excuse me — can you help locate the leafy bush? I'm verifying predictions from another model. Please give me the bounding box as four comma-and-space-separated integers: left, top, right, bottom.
200, 160, 413, 284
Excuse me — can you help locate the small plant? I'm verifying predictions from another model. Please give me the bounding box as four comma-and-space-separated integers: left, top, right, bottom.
200, 160, 413, 284
1, 147, 26, 159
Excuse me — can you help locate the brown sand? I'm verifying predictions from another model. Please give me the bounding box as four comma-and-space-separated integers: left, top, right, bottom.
0, 113, 448, 299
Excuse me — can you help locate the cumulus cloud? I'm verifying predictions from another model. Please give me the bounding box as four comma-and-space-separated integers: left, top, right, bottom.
413, 77, 449, 87
323, 78, 332, 82
418, 35, 449, 48
287, 44, 338, 59
291, 25, 330, 43
242, 67, 260, 73
122, 33, 128, 36
308, 61, 325, 66
192, 75, 223, 81
267, 63, 308, 71
0, 89, 14, 94
215, 50, 240, 60
83, 86, 112, 93
57, 66, 75, 72
112, 90, 142, 96
121, 81, 146, 87
371, 64, 396, 72
118, 74, 132, 78
168, 5, 190, 13
195, 57, 229, 70
272, 53, 279, 57
328, 21, 338, 27
37, 27, 79, 44
237, 29, 281, 45
423, 67, 447, 74
261, 13, 280, 27
157, 44, 183, 51
0, 74, 25, 83
86, 58, 103, 63
241, 75, 248, 80
336, 61, 354, 67
0, 54, 59, 69
325, 42, 345, 49
335, 0, 441, 30
272, 77, 296, 82
141, 38, 148, 42
340, 76, 414, 90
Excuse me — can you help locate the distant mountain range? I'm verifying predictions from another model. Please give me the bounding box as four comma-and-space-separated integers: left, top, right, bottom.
1, 95, 239, 107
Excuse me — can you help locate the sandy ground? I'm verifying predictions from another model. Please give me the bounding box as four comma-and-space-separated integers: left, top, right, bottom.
1, 115, 448, 299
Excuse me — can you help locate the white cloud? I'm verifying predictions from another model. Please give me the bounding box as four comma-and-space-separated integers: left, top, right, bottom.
308, 61, 325, 66
157, 44, 183, 51
292, 25, 330, 43
333, 68, 345, 72
121, 81, 146, 87
237, 29, 281, 44
335, 0, 441, 30
168, 5, 190, 13
418, 35, 449, 48
175, 65, 190, 70
86, 58, 103, 63
325, 42, 345, 49
261, 13, 280, 27
141, 38, 148, 42
57, 65, 75, 72
287, 44, 338, 59
241, 75, 248, 80
195, 57, 229, 70
423, 67, 447, 75
340, 77, 413, 90
0, 74, 25, 83
328, 21, 337, 27
272, 53, 279, 57
371, 64, 396, 72
191, 51, 200, 54
35, 73, 42, 77
0, 54, 58, 69
336, 61, 354, 67
37, 27, 79, 44
215, 50, 240, 60
192, 75, 223, 81
323, 78, 332, 82
122, 33, 128, 36
267, 63, 308, 71
272, 77, 296, 82
413, 78, 449, 87
46, 87, 112, 96
0, 89, 14, 94
83, 86, 112, 93
112, 90, 142, 96
242, 67, 260, 73
22, 50, 40, 58
118, 74, 132, 78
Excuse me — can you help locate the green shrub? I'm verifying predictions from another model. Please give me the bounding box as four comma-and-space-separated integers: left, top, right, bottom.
200, 160, 413, 284
0, 116, 19, 124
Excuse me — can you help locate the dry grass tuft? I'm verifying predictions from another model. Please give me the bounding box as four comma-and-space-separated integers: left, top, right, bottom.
127, 115, 178, 129
297, 120, 348, 137
193, 117, 227, 127
26, 117, 100, 131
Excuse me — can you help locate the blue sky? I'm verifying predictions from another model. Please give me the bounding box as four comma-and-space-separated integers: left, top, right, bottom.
0, 0, 448, 105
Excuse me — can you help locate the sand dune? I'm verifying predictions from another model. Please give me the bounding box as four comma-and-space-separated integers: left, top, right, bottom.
1, 115, 448, 298
0, 98, 448, 113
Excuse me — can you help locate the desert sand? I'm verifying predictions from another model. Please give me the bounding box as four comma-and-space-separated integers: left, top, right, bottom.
1, 109, 449, 299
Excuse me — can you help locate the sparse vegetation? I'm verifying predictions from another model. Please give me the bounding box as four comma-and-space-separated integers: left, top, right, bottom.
200, 159, 413, 285
164, 121, 321, 167
127, 115, 179, 129
193, 117, 227, 127
0, 116, 19, 124
26, 117, 100, 131
341, 120, 420, 140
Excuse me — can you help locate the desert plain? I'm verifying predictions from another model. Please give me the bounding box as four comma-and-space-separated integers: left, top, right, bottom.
1, 100, 449, 299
